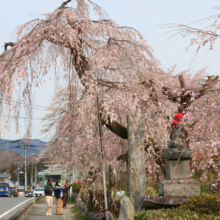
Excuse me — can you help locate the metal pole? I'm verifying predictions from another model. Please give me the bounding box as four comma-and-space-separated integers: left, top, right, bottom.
35, 165, 37, 188
31, 154, 33, 190
17, 161, 19, 187
109, 165, 111, 204
95, 94, 109, 220
114, 174, 116, 199
24, 144, 27, 191
43, 169, 45, 186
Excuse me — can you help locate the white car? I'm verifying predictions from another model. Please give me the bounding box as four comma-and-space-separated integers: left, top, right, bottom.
33, 188, 45, 197
18, 188, 25, 197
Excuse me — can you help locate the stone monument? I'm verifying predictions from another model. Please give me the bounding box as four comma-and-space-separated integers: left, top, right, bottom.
159, 113, 200, 198
126, 115, 146, 211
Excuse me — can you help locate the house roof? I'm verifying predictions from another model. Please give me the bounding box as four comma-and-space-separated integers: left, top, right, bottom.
0, 173, 11, 178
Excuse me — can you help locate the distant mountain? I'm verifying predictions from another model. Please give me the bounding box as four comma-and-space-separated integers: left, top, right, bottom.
0, 139, 47, 156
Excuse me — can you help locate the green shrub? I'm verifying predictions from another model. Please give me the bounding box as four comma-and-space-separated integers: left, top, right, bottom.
72, 183, 82, 193
179, 194, 220, 215
72, 205, 86, 220
146, 181, 159, 196
68, 195, 75, 203
72, 205, 78, 213
134, 208, 220, 220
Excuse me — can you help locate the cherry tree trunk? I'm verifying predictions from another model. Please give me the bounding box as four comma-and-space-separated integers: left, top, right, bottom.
126, 115, 146, 211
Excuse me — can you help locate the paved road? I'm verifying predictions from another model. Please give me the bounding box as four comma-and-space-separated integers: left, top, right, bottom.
0, 197, 35, 220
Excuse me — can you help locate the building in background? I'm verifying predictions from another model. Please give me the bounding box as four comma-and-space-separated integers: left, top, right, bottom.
38, 162, 69, 187
0, 173, 11, 182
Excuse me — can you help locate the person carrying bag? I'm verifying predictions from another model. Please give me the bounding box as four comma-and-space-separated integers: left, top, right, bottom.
44, 179, 54, 216
54, 181, 66, 215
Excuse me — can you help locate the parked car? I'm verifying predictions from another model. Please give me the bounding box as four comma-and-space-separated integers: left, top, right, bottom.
25, 190, 33, 197
33, 188, 44, 197
17, 188, 25, 197
10, 186, 18, 197
0, 182, 10, 197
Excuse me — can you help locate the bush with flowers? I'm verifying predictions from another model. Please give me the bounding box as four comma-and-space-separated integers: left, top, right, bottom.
79, 185, 120, 217
72, 182, 83, 193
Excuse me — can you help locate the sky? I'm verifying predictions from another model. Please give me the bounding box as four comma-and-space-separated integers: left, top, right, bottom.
0, 0, 220, 141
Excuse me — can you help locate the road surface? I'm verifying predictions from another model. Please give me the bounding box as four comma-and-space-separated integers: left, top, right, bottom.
0, 197, 35, 220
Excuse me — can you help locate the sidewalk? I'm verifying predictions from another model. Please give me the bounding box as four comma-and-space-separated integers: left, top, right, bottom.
25, 197, 75, 220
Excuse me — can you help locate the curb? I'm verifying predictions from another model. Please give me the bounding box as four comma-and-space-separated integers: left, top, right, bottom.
8, 196, 43, 220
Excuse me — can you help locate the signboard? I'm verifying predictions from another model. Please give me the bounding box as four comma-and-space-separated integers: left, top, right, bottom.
38, 172, 44, 175
36, 184, 39, 188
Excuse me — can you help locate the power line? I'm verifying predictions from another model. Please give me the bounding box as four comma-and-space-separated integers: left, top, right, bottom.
1, 99, 47, 109
0, 114, 46, 120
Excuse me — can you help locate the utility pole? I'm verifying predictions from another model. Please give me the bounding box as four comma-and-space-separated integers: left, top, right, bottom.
17, 161, 19, 187
24, 144, 27, 191
31, 153, 34, 190
62, 148, 65, 184
35, 165, 37, 188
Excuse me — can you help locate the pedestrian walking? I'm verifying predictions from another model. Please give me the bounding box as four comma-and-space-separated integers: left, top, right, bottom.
54, 181, 65, 215
63, 180, 72, 208
44, 179, 54, 216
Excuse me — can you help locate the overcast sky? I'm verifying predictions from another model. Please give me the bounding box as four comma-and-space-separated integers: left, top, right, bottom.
0, 0, 220, 141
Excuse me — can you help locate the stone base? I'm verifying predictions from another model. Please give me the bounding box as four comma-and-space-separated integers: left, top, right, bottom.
162, 148, 193, 160
142, 196, 190, 209
166, 160, 190, 180
119, 196, 135, 220
159, 179, 200, 197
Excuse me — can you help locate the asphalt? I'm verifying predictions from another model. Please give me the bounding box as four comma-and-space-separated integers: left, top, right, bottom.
0, 196, 35, 220
25, 198, 75, 220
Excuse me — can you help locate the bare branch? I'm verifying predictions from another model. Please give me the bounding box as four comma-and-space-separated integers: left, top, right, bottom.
178, 75, 185, 89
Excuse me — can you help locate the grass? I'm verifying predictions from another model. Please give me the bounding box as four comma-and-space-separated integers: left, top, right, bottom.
134, 208, 220, 220
72, 205, 78, 213
35, 196, 45, 204
72, 204, 86, 220
20, 204, 34, 220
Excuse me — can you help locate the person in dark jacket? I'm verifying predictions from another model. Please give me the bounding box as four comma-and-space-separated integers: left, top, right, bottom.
44, 179, 54, 216
54, 181, 65, 215
63, 180, 72, 208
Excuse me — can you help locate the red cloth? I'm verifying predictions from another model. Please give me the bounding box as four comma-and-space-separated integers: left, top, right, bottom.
172, 120, 179, 125
175, 113, 184, 119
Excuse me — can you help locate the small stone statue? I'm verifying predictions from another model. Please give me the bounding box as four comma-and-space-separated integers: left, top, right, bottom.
168, 113, 187, 149
162, 113, 193, 160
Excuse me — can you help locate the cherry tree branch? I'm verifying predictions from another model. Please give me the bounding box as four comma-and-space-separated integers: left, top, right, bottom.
4, 42, 15, 51
59, 0, 72, 9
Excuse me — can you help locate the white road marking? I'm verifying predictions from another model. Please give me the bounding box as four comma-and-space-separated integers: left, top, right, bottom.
0, 198, 34, 218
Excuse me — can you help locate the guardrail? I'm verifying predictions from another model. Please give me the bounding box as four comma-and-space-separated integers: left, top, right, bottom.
8, 196, 43, 220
